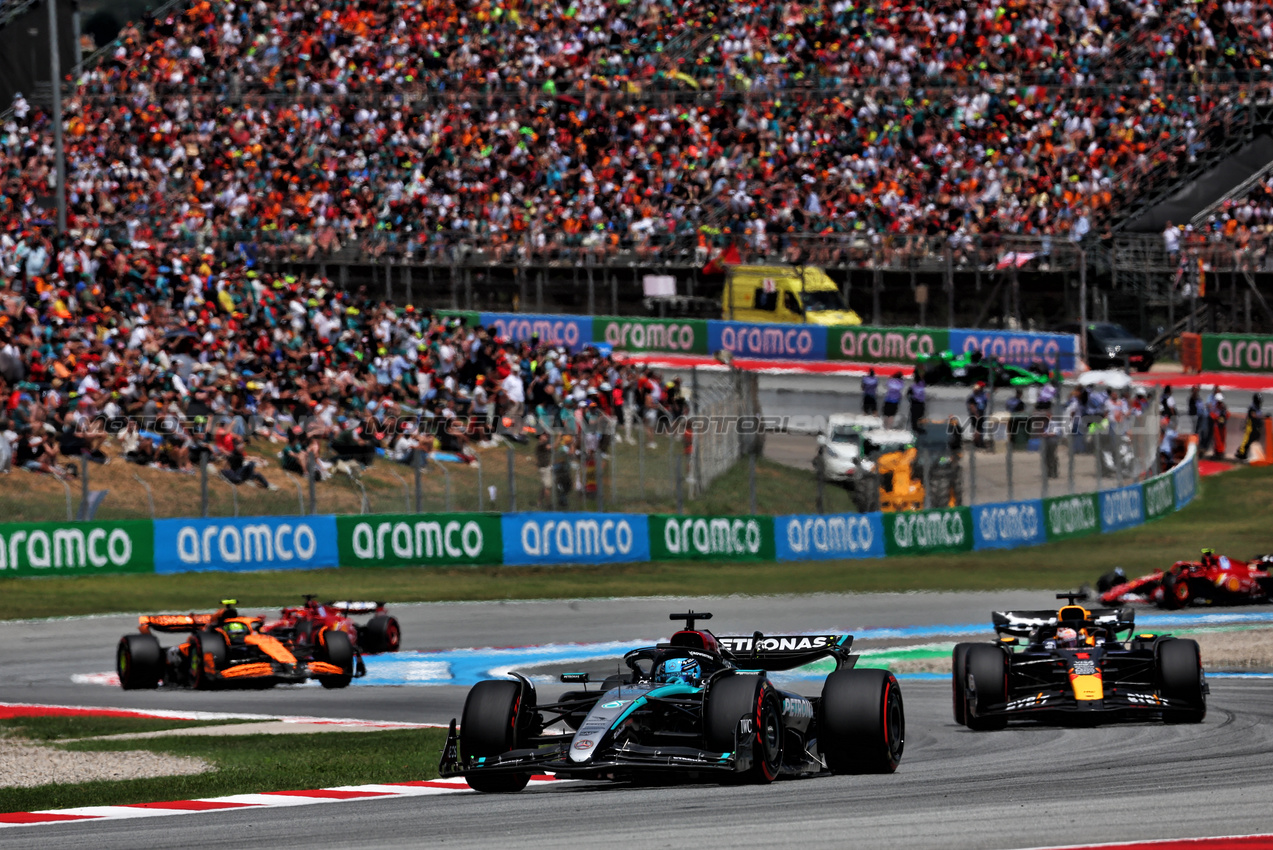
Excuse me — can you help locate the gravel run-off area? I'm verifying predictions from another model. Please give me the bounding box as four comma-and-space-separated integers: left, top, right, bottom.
0, 734, 212, 790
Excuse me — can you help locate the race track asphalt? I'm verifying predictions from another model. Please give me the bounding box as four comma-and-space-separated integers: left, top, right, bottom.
6, 593, 1273, 850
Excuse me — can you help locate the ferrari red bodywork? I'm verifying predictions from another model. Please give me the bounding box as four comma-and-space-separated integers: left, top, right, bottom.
1099, 555, 1273, 609
263, 597, 402, 654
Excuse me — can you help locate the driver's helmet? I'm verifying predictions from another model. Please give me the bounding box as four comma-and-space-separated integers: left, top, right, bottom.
221, 619, 250, 645
1201, 548, 1218, 569
1055, 627, 1079, 649
655, 657, 701, 686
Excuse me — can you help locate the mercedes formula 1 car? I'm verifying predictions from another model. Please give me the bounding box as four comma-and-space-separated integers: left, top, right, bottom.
953, 594, 1207, 728
263, 596, 402, 653
1097, 550, 1273, 609
116, 600, 365, 690
440, 612, 905, 792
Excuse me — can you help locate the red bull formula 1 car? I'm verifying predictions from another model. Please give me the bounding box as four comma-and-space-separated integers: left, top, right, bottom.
440, 611, 905, 792
262, 596, 402, 653
953, 594, 1207, 728
116, 600, 364, 690
1097, 550, 1273, 609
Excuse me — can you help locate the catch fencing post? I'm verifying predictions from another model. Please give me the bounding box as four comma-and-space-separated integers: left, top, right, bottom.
81, 455, 89, 515
1068, 432, 1076, 495
639, 435, 646, 501
1040, 437, 1048, 500
476, 455, 484, 511
1095, 430, 1104, 492
816, 462, 826, 514
1005, 437, 1014, 502
284, 472, 305, 515
414, 450, 423, 513
200, 453, 210, 518
968, 439, 977, 506
133, 473, 156, 519
507, 445, 516, 512
671, 433, 683, 514
308, 466, 317, 515
749, 452, 757, 514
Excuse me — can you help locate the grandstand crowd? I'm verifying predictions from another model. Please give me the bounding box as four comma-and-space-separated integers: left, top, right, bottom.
1, 0, 1273, 489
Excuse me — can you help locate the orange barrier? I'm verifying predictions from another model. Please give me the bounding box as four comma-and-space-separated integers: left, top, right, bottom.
1179, 333, 1202, 373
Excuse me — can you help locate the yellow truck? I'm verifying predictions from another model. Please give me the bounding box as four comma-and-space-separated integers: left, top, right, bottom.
723, 265, 862, 326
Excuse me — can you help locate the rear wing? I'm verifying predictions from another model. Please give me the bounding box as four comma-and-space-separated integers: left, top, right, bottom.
327, 601, 385, 615
138, 613, 215, 634
717, 634, 855, 672
992, 608, 1135, 638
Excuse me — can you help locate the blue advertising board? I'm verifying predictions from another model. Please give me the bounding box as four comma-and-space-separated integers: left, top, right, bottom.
707, 321, 828, 361
479, 312, 591, 352
1099, 485, 1145, 534
153, 516, 339, 574
972, 500, 1047, 550
774, 512, 886, 561
501, 513, 649, 566
1173, 454, 1198, 511
949, 329, 1079, 371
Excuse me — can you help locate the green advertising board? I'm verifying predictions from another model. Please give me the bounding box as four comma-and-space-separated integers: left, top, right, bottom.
593, 317, 709, 355
648, 514, 775, 561
1043, 494, 1100, 542
1201, 333, 1273, 373
336, 514, 503, 568
882, 507, 972, 556
0, 520, 154, 577
1142, 474, 1176, 522
828, 326, 950, 365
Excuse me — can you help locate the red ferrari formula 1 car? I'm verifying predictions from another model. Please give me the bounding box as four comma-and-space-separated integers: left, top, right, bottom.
116, 600, 364, 690
263, 596, 401, 654
1097, 550, 1273, 609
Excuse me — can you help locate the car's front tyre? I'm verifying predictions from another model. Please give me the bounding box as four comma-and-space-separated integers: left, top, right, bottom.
460, 680, 533, 793
1158, 638, 1206, 724
705, 673, 784, 783
964, 644, 1008, 730
117, 634, 163, 690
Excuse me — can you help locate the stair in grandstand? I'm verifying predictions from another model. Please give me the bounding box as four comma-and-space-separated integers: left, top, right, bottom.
1117, 96, 1273, 234
0, 0, 39, 33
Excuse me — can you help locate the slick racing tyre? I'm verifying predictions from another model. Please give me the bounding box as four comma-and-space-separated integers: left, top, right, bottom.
1158, 638, 1206, 724
1160, 573, 1194, 610
460, 680, 533, 793
117, 634, 164, 690
361, 615, 401, 654
189, 631, 227, 690
964, 645, 1008, 730
952, 643, 975, 726
316, 629, 355, 689
705, 673, 784, 784
820, 668, 905, 774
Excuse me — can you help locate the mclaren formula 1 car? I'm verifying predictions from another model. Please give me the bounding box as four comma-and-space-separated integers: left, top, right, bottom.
1097, 550, 1273, 609
953, 594, 1207, 728
440, 611, 905, 792
116, 600, 364, 690
263, 596, 402, 653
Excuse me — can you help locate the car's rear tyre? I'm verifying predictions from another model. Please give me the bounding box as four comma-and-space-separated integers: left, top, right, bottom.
820, 668, 905, 774
1158, 638, 1206, 723
188, 631, 227, 690
316, 629, 355, 689
705, 674, 783, 783
952, 643, 975, 725
117, 634, 163, 690
460, 679, 533, 793
361, 615, 401, 653
964, 645, 1008, 730
1160, 573, 1193, 609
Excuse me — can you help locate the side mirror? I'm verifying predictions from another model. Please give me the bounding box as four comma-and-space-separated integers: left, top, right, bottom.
560, 672, 590, 684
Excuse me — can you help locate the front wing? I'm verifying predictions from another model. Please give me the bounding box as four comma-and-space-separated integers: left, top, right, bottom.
981, 687, 1201, 719
439, 719, 758, 782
